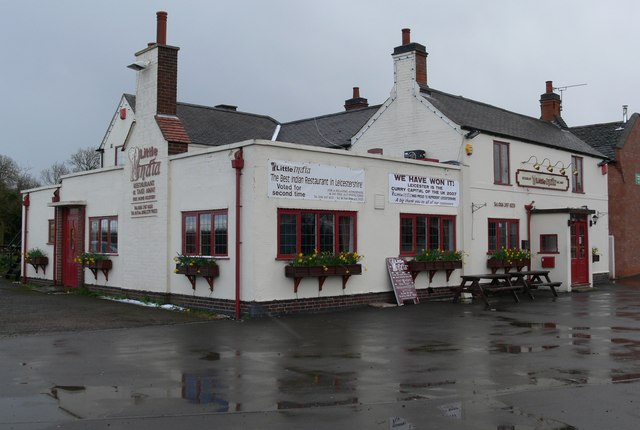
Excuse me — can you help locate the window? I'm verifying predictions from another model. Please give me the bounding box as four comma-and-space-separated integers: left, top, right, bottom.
89, 216, 118, 254
277, 209, 356, 258
571, 155, 584, 193
488, 218, 519, 252
493, 141, 510, 185
540, 234, 558, 253
400, 214, 456, 256
115, 146, 125, 166
47, 219, 55, 244
182, 210, 228, 256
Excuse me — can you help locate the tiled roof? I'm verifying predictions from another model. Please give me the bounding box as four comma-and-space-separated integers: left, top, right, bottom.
423, 88, 607, 159
277, 106, 380, 149
569, 114, 639, 160
155, 115, 191, 144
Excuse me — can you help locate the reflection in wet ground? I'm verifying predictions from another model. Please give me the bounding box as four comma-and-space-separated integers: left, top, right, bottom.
5, 279, 640, 428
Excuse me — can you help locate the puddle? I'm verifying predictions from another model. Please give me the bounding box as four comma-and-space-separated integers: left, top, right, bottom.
490, 342, 559, 354
407, 341, 459, 353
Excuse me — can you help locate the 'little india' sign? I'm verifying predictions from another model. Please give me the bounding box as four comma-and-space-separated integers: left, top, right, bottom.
516, 169, 569, 191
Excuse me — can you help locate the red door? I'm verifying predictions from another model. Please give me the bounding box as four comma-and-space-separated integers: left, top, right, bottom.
62, 208, 81, 288
570, 218, 589, 285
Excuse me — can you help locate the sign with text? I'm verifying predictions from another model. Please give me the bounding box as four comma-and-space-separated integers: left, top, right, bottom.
129, 146, 161, 218
386, 257, 419, 305
516, 169, 569, 191
389, 173, 459, 207
268, 160, 365, 202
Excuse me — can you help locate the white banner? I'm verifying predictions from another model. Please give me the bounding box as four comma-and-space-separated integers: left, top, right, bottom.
389, 173, 459, 207
268, 160, 365, 202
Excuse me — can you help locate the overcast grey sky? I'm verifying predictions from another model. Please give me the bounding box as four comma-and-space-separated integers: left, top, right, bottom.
2, 0, 639, 177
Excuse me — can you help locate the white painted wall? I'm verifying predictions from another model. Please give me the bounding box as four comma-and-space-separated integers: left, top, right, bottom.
21, 185, 57, 281
100, 96, 135, 168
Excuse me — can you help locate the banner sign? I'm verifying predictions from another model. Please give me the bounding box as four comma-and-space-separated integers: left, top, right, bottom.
516, 169, 569, 191
129, 146, 161, 218
386, 257, 419, 305
389, 173, 459, 207
268, 160, 365, 202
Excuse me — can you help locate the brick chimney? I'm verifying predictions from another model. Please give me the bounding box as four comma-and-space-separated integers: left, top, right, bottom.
344, 87, 369, 111
155, 11, 178, 116
540, 80, 562, 122
392, 28, 428, 87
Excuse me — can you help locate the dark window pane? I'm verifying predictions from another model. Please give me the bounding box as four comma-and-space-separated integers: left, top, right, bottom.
90, 220, 99, 252
416, 217, 426, 252
443, 218, 454, 251
200, 213, 212, 256
109, 219, 118, 253
319, 214, 334, 253
400, 217, 414, 253
101, 219, 109, 253
488, 221, 497, 251
429, 217, 440, 249
338, 216, 354, 252
214, 213, 228, 255
279, 214, 297, 256
509, 222, 518, 248
301, 213, 316, 254
185, 215, 197, 254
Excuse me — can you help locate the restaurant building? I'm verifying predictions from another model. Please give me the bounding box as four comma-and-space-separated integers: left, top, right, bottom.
21, 13, 609, 317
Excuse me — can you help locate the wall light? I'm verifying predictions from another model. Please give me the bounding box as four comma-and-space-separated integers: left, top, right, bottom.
465, 129, 480, 139
127, 60, 150, 71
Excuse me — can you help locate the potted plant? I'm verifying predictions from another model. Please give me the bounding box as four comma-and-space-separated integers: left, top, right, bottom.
487, 247, 531, 272
25, 248, 49, 273
592, 247, 600, 262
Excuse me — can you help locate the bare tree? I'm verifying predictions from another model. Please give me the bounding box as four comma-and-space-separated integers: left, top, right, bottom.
0, 155, 21, 189
68, 147, 101, 172
40, 162, 70, 185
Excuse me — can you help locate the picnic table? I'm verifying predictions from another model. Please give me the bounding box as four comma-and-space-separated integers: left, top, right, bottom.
452, 270, 561, 308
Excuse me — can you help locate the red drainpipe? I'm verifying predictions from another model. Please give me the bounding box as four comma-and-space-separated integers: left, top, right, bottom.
231, 148, 244, 320
22, 194, 30, 284
524, 201, 535, 270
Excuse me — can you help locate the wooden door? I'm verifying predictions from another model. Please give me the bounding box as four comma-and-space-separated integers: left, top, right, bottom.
570, 218, 589, 285
61, 208, 81, 288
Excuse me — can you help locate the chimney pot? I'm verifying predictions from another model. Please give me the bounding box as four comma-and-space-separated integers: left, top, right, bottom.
156, 11, 168, 45
352, 87, 360, 98
402, 28, 411, 45
546, 80, 553, 93
344, 86, 368, 111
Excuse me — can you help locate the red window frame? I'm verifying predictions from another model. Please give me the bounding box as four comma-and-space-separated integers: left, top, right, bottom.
539, 234, 559, 254
399, 213, 457, 256
89, 216, 118, 254
277, 209, 357, 259
47, 219, 55, 244
493, 141, 511, 185
181, 210, 228, 257
488, 218, 519, 252
571, 155, 584, 193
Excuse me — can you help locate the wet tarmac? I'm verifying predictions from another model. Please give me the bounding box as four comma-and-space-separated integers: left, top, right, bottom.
2, 277, 640, 429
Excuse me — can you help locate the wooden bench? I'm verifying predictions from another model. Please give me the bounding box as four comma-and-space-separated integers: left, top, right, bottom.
529, 281, 561, 297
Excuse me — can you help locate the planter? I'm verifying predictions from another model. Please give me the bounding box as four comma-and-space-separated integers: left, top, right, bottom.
175, 264, 219, 291
407, 260, 462, 282
487, 258, 530, 273
285, 264, 362, 293
84, 259, 112, 281
27, 256, 49, 274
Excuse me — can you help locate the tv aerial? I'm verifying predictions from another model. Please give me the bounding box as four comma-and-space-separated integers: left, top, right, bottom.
553, 83, 587, 110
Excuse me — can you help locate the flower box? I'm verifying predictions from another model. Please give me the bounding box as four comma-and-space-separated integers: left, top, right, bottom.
27, 256, 49, 274
84, 259, 113, 282
407, 260, 462, 282
175, 264, 219, 291
285, 264, 362, 293
487, 258, 530, 273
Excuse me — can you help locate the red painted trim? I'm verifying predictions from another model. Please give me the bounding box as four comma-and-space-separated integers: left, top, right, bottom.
571, 155, 584, 193
399, 213, 457, 256
276, 209, 358, 259
88, 216, 118, 254
181, 210, 228, 256
487, 218, 520, 252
